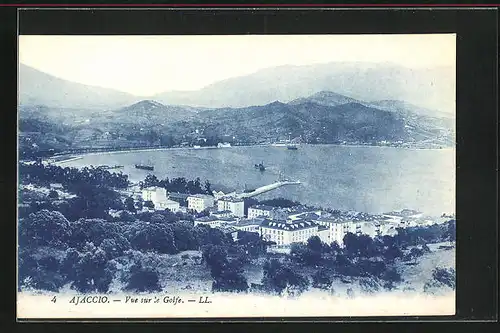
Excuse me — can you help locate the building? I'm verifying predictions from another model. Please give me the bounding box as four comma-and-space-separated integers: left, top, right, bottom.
211, 184, 237, 201
259, 219, 319, 246
314, 216, 360, 247
209, 209, 232, 218
213, 190, 238, 201
158, 199, 181, 212
142, 187, 167, 203
318, 226, 330, 244
219, 225, 239, 242
248, 205, 276, 219
168, 192, 190, 207
217, 197, 245, 217
233, 218, 264, 234
194, 216, 238, 228
187, 194, 215, 212
141, 187, 180, 212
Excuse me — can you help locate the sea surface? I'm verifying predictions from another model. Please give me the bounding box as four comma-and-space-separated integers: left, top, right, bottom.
61, 144, 455, 216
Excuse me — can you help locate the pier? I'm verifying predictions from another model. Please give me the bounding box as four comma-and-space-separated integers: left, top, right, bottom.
235, 181, 302, 198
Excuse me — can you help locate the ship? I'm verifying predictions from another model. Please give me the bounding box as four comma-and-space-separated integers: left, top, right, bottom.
254, 161, 265, 172
135, 160, 154, 171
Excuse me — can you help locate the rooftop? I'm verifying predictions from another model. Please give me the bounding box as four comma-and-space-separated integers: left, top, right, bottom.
168, 192, 190, 199
261, 219, 318, 231
188, 194, 214, 200
235, 218, 267, 227
219, 226, 238, 234
219, 196, 244, 203
195, 216, 238, 223
249, 205, 276, 212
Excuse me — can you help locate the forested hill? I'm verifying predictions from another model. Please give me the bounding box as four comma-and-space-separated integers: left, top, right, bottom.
18, 90, 454, 156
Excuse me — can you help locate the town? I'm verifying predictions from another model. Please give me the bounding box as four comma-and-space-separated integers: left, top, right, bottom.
116, 181, 454, 253
18, 161, 456, 297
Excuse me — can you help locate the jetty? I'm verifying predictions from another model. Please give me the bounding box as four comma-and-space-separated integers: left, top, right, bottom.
235, 180, 301, 199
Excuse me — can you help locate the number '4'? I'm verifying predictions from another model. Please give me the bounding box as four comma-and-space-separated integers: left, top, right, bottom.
51, 296, 57, 303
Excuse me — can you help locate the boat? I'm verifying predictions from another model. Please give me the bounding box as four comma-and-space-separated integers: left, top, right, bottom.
135, 160, 154, 171
286, 134, 298, 150
98, 165, 124, 170
254, 161, 265, 172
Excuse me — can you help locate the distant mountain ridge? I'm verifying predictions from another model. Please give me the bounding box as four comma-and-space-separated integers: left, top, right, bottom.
19, 64, 142, 109
19, 62, 455, 116
153, 62, 455, 114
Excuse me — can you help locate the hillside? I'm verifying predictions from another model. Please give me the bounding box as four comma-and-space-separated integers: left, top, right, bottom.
153, 62, 455, 114
19, 64, 141, 109
18, 90, 455, 155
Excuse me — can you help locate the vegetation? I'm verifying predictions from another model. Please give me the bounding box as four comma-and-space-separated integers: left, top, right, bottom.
140, 174, 212, 195
17, 162, 455, 296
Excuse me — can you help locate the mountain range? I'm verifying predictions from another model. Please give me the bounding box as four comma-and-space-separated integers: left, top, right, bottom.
18, 63, 455, 155
19, 62, 455, 115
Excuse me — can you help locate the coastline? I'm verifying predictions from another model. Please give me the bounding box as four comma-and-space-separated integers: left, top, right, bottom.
48, 143, 455, 163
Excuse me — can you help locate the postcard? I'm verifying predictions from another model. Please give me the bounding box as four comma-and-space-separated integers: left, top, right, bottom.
17, 33, 456, 319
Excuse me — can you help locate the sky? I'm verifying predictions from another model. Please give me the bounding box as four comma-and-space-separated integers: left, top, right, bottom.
19, 34, 456, 96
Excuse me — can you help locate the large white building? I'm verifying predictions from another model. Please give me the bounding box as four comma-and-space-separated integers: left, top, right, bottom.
233, 218, 264, 234
248, 205, 276, 219
141, 187, 181, 212
259, 219, 319, 246
217, 197, 245, 217
194, 216, 238, 228
187, 194, 215, 213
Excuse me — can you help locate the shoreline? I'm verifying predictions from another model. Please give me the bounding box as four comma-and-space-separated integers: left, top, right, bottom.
49, 142, 455, 162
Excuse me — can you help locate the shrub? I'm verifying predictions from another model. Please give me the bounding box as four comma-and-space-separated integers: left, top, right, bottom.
125, 262, 162, 292
311, 268, 333, 289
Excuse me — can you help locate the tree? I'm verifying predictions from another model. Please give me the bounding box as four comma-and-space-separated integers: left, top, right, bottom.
237, 231, 267, 257
343, 233, 379, 258
143, 174, 160, 188
444, 220, 456, 243
125, 262, 162, 292
100, 236, 131, 260
48, 190, 59, 199
18, 248, 66, 292
19, 209, 71, 248
380, 268, 402, 291
290, 243, 321, 267
261, 259, 310, 296
204, 180, 213, 195
125, 197, 136, 213
360, 277, 381, 293
150, 213, 167, 224
72, 243, 114, 293
432, 267, 455, 289
68, 218, 123, 250
212, 261, 249, 293
125, 222, 177, 254
312, 268, 333, 289
172, 221, 197, 251
143, 201, 155, 209
307, 236, 323, 253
